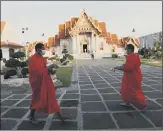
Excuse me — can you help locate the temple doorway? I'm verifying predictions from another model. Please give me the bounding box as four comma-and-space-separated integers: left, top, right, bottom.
83, 44, 87, 53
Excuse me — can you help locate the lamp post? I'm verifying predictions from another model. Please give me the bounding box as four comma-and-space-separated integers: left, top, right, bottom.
22, 27, 28, 60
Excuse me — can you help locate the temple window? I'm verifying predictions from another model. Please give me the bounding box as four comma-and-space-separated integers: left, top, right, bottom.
9, 48, 14, 58
100, 42, 104, 50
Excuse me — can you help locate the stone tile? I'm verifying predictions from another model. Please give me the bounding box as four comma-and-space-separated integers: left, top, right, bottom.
105, 79, 120, 83
143, 80, 160, 85
53, 108, 77, 120
94, 83, 111, 88
145, 100, 162, 110
79, 81, 92, 85
142, 85, 155, 91
90, 77, 102, 79
80, 85, 94, 89
16, 100, 30, 107
60, 100, 78, 107
56, 94, 62, 99
80, 89, 98, 94
102, 94, 121, 100
66, 90, 79, 94
62, 94, 79, 99
142, 111, 162, 127
1, 119, 17, 130
105, 101, 136, 111
49, 121, 77, 130
92, 80, 106, 84
8, 94, 27, 99
1, 107, 8, 114
113, 112, 153, 129
17, 120, 46, 130
83, 113, 116, 129
144, 91, 162, 99
1, 100, 20, 106
150, 84, 162, 91
78, 78, 89, 81
11, 88, 29, 94
81, 95, 102, 102
25, 95, 32, 99
2, 108, 28, 118
114, 88, 120, 92
97, 88, 117, 93
81, 102, 107, 112
91, 78, 103, 81
109, 82, 121, 87
1, 94, 12, 99
156, 99, 162, 105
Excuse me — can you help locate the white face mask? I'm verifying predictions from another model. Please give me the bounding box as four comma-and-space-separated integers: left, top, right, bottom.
41, 50, 46, 55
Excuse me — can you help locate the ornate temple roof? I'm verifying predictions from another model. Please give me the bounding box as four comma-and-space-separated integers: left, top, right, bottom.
119, 36, 140, 47
51, 9, 120, 45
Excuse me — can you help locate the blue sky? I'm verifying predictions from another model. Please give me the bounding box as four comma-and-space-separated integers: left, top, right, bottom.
1, 1, 162, 43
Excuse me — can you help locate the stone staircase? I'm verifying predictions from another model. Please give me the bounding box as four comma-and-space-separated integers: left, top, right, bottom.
76, 53, 92, 59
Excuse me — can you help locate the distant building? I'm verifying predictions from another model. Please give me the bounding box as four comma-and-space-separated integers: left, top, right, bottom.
27, 10, 140, 58
0, 21, 24, 60
139, 31, 162, 49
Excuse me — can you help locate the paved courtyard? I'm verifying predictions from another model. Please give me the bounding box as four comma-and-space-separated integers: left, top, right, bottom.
1, 59, 162, 130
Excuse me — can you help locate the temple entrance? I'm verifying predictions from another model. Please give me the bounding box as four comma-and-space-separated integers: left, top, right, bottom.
83, 44, 87, 53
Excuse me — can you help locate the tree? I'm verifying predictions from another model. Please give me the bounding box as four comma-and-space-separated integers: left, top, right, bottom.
154, 41, 161, 50
5, 51, 28, 78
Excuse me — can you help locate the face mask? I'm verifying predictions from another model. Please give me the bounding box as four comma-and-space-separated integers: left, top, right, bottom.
41, 50, 46, 55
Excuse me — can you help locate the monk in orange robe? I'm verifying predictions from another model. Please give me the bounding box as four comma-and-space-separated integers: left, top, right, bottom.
28, 43, 65, 124
111, 44, 147, 110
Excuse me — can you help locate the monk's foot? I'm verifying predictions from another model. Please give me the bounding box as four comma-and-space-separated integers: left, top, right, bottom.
29, 117, 41, 125
120, 102, 131, 107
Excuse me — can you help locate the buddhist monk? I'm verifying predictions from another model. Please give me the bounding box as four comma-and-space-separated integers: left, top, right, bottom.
111, 44, 147, 110
28, 43, 65, 124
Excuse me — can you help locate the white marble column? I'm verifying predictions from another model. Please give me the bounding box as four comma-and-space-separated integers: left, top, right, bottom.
72, 36, 76, 54
77, 34, 80, 54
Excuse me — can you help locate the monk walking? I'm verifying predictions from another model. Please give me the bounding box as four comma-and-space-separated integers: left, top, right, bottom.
28, 43, 65, 124
111, 44, 147, 110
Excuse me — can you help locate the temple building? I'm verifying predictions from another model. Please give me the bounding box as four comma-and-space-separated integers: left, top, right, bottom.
27, 10, 140, 58
0, 21, 24, 60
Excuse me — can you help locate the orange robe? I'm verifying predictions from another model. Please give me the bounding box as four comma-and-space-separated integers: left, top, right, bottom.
120, 53, 146, 108
28, 53, 60, 114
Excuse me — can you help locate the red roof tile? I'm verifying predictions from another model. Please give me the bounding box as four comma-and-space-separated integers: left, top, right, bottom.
59, 24, 65, 33
1, 41, 24, 48
1, 21, 6, 33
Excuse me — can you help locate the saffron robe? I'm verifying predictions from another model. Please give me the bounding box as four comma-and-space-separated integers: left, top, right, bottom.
28, 53, 60, 114
120, 53, 146, 108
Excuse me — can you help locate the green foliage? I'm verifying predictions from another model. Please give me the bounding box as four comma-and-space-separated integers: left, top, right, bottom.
5, 58, 21, 68
5, 51, 29, 78
12, 52, 26, 59
48, 55, 60, 61
22, 68, 29, 76
65, 54, 74, 61
6, 70, 17, 76
20, 61, 28, 67
62, 49, 68, 54
56, 58, 60, 61
155, 51, 162, 58
112, 53, 118, 58
154, 41, 161, 49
